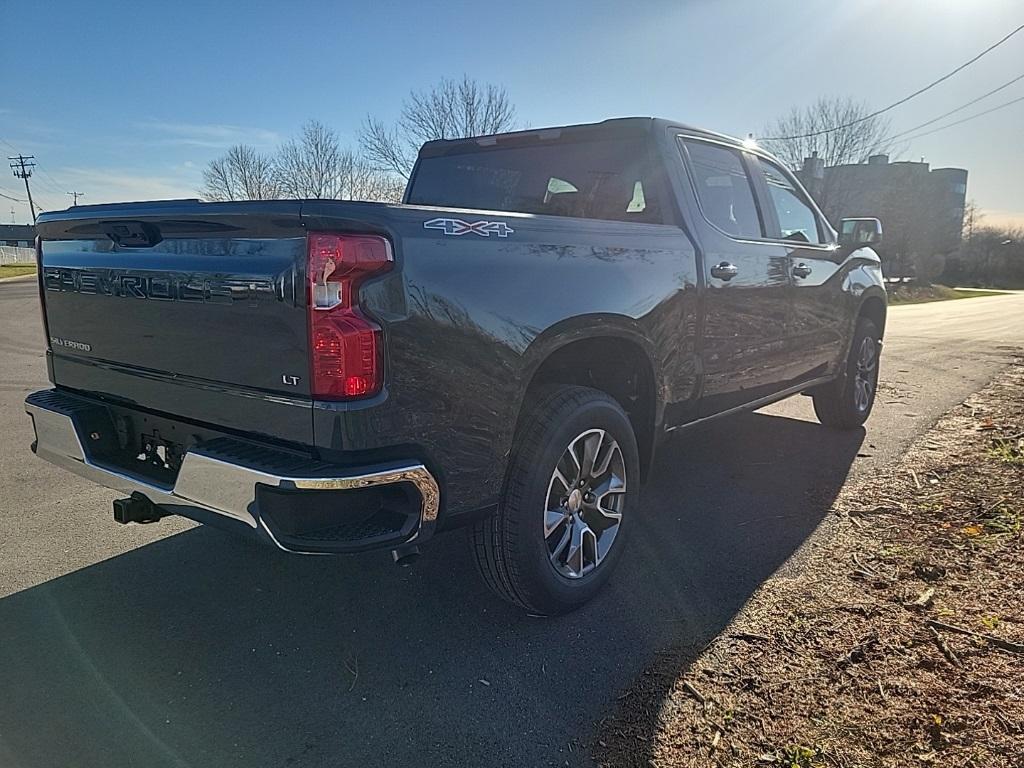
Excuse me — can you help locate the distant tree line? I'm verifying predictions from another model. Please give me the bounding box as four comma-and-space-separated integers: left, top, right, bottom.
200, 77, 516, 203
941, 207, 1024, 288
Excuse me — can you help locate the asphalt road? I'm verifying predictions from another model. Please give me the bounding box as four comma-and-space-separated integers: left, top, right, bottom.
1, 277, 1022, 768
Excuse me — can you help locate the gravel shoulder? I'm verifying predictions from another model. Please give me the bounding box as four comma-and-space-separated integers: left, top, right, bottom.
595, 362, 1024, 768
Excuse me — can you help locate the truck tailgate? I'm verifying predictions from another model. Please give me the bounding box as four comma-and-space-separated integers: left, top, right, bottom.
36, 201, 313, 444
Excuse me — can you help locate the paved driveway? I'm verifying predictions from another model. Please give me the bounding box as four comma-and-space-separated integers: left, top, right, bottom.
1, 279, 1022, 767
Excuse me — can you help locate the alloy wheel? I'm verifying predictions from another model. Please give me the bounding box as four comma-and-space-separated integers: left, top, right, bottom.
543, 429, 626, 579
853, 336, 878, 413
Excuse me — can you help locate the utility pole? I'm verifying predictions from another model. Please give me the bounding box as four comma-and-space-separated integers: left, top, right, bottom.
8, 155, 37, 223
67, 191, 85, 206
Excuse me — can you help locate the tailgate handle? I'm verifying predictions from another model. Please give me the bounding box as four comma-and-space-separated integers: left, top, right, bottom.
103, 220, 162, 248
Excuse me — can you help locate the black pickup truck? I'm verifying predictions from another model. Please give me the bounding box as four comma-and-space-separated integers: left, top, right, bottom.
25, 117, 885, 614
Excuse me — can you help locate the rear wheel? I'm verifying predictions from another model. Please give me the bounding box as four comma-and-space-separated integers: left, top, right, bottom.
471, 386, 639, 615
812, 317, 881, 429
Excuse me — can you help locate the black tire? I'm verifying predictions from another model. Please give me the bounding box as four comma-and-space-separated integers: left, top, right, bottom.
812, 317, 881, 429
471, 385, 640, 615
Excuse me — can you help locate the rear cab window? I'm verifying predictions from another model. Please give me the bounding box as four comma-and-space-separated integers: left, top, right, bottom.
406, 136, 665, 224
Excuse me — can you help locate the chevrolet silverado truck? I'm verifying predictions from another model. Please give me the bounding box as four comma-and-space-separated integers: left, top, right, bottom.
25, 118, 886, 614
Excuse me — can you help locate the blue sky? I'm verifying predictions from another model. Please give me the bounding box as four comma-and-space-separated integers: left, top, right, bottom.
2, 0, 1023, 228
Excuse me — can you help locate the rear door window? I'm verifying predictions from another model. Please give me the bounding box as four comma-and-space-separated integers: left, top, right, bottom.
407, 138, 662, 224
679, 139, 763, 239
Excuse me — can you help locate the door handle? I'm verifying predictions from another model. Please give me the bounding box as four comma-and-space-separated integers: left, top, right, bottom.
792, 262, 812, 279
710, 262, 739, 281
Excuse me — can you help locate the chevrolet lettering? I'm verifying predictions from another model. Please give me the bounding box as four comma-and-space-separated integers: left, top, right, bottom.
43, 268, 275, 305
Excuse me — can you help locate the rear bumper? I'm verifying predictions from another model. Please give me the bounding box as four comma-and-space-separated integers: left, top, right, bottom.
24, 389, 439, 554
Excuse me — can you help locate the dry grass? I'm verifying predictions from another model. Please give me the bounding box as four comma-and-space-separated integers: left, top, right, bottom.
0, 265, 36, 279
596, 363, 1024, 768
886, 284, 1007, 305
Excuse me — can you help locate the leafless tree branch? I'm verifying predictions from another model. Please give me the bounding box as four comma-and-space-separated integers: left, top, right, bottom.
360, 76, 517, 180
760, 97, 906, 223
761, 97, 898, 171
200, 121, 402, 203
200, 144, 279, 201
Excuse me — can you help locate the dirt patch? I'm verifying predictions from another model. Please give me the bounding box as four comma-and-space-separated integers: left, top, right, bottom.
594, 363, 1024, 768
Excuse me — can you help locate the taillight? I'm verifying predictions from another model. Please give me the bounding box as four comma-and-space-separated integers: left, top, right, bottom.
307, 233, 393, 399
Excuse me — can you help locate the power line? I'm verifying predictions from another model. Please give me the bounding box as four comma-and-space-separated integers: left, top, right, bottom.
888, 71, 1024, 140
900, 92, 1024, 142
0, 183, 26, 202
67, 191, 85, 206
831, 76, 1024, 162
0, 137, 70, 209
0, 138, 68, 194
24, 161, 65, 196
36, 165, 67, 195
763, 22, 1024, 140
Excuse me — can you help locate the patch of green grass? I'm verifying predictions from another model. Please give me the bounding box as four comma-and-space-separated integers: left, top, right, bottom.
888, 285, 1008, 305
0, 264, 36, 279
988, 441, 1024, 466
980, 614, 1002, 631
781, 744, 820, 768
982, 507, 1022, 537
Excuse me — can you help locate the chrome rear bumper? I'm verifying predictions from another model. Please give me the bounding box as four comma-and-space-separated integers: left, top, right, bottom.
25, 389, 439, 554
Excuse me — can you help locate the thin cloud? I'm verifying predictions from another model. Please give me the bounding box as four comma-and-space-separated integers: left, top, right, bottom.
133, 119, 281, 148
55, 166, 202, 205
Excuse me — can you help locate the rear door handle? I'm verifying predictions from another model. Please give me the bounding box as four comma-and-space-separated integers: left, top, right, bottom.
792, 262, 812, 279
710, 262, 739, 281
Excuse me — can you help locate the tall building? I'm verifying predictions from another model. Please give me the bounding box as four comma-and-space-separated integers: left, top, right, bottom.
798, 154, 968, 275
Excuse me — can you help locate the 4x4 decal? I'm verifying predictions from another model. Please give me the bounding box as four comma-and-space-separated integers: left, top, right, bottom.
423, 217, 514, 238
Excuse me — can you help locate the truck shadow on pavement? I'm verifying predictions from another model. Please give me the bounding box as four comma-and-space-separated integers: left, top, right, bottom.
0, 411, 864, 768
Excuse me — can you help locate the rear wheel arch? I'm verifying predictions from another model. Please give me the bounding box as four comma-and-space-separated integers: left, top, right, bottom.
518, 330, 660, 482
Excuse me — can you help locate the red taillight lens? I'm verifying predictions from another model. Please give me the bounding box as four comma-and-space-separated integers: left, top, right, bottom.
307, 233, 392, 400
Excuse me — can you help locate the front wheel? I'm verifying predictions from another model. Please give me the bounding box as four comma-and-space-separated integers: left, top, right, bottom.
471, 386, 639, 615
812, 317, 881, 429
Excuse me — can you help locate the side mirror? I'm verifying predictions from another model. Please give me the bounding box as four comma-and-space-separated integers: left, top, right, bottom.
839, 217, 883, 247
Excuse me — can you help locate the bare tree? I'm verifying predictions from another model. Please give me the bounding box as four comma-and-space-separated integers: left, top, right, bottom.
961, 199, 982, 241
199, 110, 475, 204
273, 120, 402, 202
360, 76, 517, 180
760, 97, 905, 226
760, 97, 898, 171
337, 154, 406, 202
275, 120, 348, 199
200, 144, 279, 201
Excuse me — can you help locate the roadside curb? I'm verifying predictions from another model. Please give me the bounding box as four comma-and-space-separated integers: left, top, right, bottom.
0, 274, 37, 284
